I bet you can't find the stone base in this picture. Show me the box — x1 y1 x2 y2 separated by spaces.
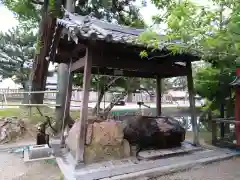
84 139 130 164
23 144 55 162
66 119 131 164
56 144 239 180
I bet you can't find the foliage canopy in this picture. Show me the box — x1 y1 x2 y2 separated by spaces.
138 0 240 116
0 26 36 88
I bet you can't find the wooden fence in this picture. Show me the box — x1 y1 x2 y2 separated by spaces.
0 88 185 103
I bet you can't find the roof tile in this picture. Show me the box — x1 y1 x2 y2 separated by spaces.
57 11 149 46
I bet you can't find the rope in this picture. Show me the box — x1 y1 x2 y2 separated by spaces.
60 59 73 147
96 67 100 115
103 73 106 109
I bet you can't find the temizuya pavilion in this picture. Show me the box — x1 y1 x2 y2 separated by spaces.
47 10 200 177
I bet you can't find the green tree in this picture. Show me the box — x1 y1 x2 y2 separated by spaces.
140 0 238 106
2 0 145 106
73 74 141 116
0 27 36 89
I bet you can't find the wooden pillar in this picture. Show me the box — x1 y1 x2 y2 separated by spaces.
220 102 225 138
186 61 199 145
211 111 217 144
156 76 162 116
55 0 75 133
55 63 73 130
76 48 92 163
235 68 240 146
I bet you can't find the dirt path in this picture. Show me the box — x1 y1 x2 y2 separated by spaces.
0 152 61 180
155 157 240 180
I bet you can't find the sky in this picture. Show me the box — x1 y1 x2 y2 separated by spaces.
0 4 18 32
0 0 216 33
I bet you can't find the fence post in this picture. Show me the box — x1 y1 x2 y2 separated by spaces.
211 111 217 145
29 85 32 117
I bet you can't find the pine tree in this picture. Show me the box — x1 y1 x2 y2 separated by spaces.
0 27 36 88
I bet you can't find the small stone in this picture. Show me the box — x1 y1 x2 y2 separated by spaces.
0 116 26 144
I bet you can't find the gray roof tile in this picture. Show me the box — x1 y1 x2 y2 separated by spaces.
56 11 162 47
48 11 199 63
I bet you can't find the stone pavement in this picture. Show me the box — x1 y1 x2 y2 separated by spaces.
155 157 240 180
0 147 239 180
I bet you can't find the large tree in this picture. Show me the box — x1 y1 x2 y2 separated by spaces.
2 0 63 104
2 0 145 105
137 0 240 131
0 26 36 89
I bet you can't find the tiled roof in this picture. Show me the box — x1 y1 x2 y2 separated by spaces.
48 11 199 63
56 11 176 49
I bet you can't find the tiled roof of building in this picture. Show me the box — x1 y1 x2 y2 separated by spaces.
56 11 180 49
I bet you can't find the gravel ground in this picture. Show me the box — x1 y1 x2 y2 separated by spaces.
155 157 240 180
0 150 240 180
0 152 61 180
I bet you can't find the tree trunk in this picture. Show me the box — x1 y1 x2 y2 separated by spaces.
30 1 57 104
22 83 30 104
102 92 128 119
127 91 133 102
92 77 121 116
92 87 105 115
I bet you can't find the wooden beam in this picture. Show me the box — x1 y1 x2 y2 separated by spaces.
93 40 200 63
57 47 188 77
71 56 86 72
54 39 86 63
76 47 92 163
92 54 187 75
156 76 162 116
76 67 187 78
212 117 235 121
186 61 199 146
3 103 61 107
55 36 200 65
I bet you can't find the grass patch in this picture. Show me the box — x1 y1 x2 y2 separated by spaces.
186 131 212 144
0 108 23 117
0 107 80 124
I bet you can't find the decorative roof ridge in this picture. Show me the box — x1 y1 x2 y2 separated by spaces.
62 10 113 41
62 10 145 36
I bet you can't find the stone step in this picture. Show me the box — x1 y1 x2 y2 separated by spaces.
138 143 202 160
56 148 239 180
